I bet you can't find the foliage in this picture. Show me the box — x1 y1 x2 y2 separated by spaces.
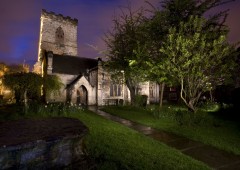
173 109 219 127
128 0 235 107
159 16 236 112
2 72 63 107
26 102 84 118
44 75 63 97
135 94 148 107
0 63 9 78
148 104 178 119
2 72 42 103
160 0 233 33
104 6 147 105
0 63 9 96
7 63 30 74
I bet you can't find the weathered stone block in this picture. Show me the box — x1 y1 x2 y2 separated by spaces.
0 118 88 169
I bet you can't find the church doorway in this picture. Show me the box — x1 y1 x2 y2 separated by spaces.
77 85 88 106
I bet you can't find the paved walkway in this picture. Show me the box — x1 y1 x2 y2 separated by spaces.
88 106 240 170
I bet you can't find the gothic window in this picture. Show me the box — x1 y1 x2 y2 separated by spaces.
150 86 153 97
55 26 64 45
110 84 122 97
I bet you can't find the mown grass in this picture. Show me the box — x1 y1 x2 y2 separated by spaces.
70 110 209 170
0 104 209 169
102 105 240 155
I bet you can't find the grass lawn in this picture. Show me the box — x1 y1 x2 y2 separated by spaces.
70 110 209 169
0 104 209 170
102 105 240 155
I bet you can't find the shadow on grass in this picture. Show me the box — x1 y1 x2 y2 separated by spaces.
209 106 240 130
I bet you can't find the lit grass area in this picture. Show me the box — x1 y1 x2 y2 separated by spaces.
102 105 240 155
70 110 209 170
0 104 209 169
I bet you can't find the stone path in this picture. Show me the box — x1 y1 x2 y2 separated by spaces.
88 107 240 170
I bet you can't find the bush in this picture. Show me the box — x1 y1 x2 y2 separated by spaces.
198 100 220 112
175 110 194 126
26 102 85 117
135 95 148 108
174 109 222 127
148 105 176 119
0 95 3 105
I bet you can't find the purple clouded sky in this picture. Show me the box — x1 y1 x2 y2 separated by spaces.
0 0 240 68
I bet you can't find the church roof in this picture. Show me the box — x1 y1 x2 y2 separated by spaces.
52 54 98 75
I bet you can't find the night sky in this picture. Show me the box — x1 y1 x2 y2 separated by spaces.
0 0 240 68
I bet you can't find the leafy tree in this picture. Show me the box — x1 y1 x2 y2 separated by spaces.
159 16 236 112
135 0 235 107
104 7 147 104
7 63 30 74
3 72 63 113
3 72 42 112
0 62 9 96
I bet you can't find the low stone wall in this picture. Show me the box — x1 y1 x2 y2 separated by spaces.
0 117 88 169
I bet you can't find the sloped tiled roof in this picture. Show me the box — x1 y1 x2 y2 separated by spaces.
52 54 98 75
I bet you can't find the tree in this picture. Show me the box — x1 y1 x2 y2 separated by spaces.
159 16 236 112
0 63 9 96
7 63 30 74
3 72 42 112
160 0 234 32
2 72 63 113
104 6 147 105
135 0 235 107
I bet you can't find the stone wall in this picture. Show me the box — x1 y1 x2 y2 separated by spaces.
97 67 131 106
0 137 86 169
46 73 78 103
0 118 88 169
38 9 78 61
72 76 97 105
149 82 160 103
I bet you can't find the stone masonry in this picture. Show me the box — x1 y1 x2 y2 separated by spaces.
38 9 78 61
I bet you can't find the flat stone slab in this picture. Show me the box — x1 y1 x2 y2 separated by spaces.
0 117 88 147
0 117 89 169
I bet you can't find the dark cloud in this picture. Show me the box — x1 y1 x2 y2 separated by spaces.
225 2 240 43
0 0 239 68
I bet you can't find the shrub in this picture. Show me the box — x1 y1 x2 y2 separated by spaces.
174 109 194 126
26 102 85 117
135 95 148 108
174 109 223 127
198 100 220 112
148 105 176 120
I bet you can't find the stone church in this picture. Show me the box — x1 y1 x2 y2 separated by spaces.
34 9 161 106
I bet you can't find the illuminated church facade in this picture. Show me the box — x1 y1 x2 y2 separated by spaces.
34 10 161 106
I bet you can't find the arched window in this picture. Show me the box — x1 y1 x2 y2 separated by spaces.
110 84 122 97
55 26 64 45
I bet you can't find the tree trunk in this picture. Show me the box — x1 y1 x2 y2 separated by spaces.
209 90 213 102
159 82 165 108
126 79 136 105
15 90 21 104
23 89 29 114
180 78 196 112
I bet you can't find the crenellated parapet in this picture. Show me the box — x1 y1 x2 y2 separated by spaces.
41 9 78 25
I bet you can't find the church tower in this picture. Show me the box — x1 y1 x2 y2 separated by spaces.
34 9 78 73
38 9 78 59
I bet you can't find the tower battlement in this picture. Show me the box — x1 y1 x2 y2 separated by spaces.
41 9 78 25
